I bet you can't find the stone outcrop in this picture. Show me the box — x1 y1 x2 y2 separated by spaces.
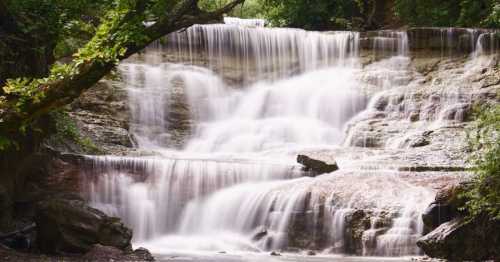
418 185 500 260
69 80 134 155
35 199 132 254
417 216 500 260
421 185 465 233
297 154 338 175
83 244 155 261
0 244 155 261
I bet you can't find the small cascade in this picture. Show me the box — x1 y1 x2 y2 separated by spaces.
83 155 304 242
371 31 409 57
166 24 360 81
121 62 368 153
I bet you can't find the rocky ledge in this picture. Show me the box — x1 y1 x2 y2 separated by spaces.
297 154 339 175
0 244 154 262
417 185 500 260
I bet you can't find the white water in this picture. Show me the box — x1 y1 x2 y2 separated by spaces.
82 22 494 257
167 24 359 82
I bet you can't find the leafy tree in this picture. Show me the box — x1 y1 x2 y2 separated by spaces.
261 0 365 30
463 104 500 220
394 0 500 27
0 0 244 151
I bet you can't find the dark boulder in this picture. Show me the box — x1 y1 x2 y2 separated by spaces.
297 154 338 175
421 204 455 234
83 244 155 261
343 209 371 255
417 215 500 260
35 199 132 254
421 184 467 233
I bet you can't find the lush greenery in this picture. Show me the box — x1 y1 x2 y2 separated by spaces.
50 110 101 153
0 0 244 152
201 0 500 30
395 0 500 28
463 104 500 220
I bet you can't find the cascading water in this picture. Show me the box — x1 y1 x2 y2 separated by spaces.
166 24 359 82
79 20 492 258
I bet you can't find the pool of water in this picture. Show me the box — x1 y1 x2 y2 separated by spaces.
156 252 416 262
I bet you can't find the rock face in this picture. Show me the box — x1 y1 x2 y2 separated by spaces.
417 216 500 260
418 185 500 260
421 185 464 233
69 80 134 155
297 154 339 175
35 199 132 254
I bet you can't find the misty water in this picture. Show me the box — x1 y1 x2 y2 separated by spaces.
81 18 497 260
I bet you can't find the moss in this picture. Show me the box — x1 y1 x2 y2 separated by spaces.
49 110 102 154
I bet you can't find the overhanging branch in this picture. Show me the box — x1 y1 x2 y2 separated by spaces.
0 0 245 138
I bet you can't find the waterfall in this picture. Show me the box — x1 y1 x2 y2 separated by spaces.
166 24 359 82
79 21 485 257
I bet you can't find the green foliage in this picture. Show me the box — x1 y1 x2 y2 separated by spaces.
7 0 114 59
261 0 363 30
3 78 47 111
2 63 81 112
75 0 149 66
199 0 264 18
2 0 148 114
50 110 101 153
483 3 500 28
462 104 500 220
395 0 500 27
0 135 15 151
199 0 365 30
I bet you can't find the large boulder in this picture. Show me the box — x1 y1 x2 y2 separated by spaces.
35 199 132 254
421 184 466 233
417 215 500 260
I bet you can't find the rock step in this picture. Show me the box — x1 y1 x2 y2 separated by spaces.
296 154 339 175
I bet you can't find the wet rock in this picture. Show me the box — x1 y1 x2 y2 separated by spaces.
251 226 268 241
417 215 500 260
398 166 467 172
409 136 430 147
373 96 389 111
409 111 420 122
83 244 155 261
481 75 500 89
297 154 338 175
306 250 316 256
131 247 155 261
439 103 471 122
421 204 454 234
270 251 281 256
35 199 132 254
421 185 467 233
343 210 371 255
69 80 134 155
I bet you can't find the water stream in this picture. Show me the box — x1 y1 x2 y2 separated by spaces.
81 21 496 259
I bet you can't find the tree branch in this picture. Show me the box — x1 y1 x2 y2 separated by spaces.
0 0 244 138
